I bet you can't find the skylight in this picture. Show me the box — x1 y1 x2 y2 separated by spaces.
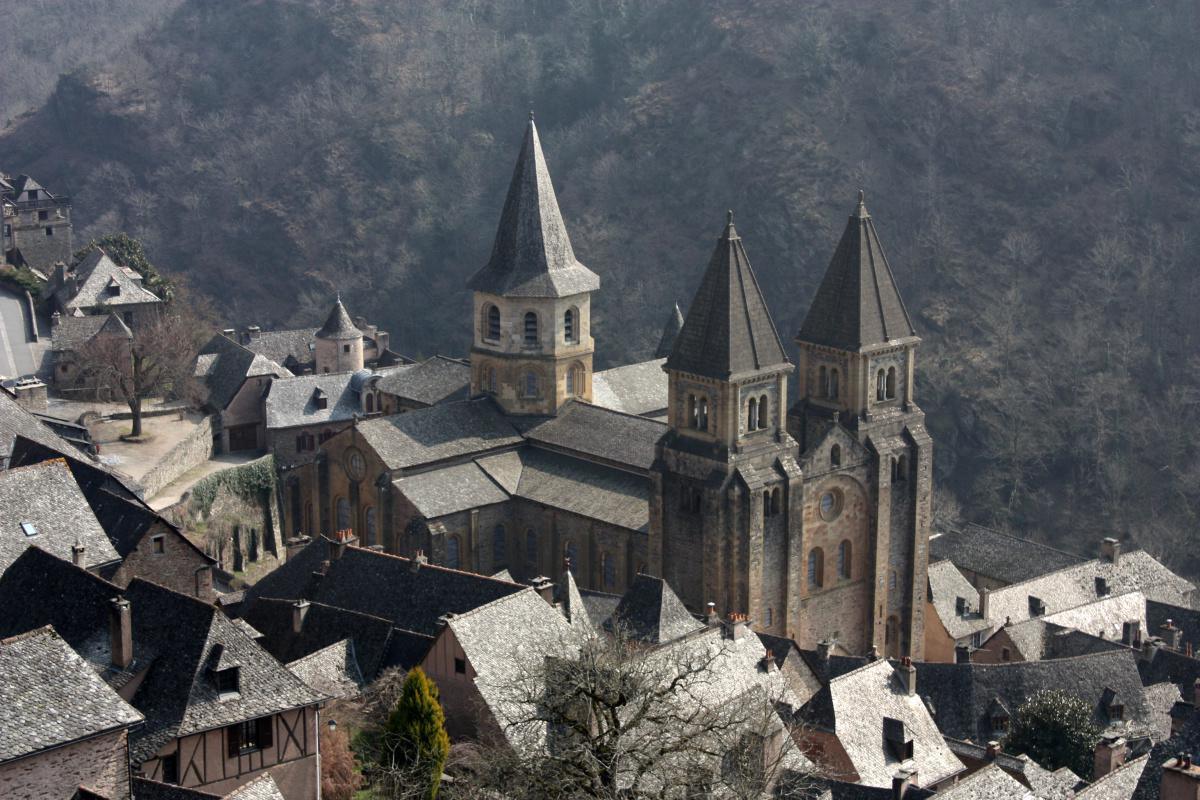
19 521 37 537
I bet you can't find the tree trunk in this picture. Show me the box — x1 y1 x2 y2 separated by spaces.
129 396 143 437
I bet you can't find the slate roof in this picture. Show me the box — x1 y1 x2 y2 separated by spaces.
356 398 522 471
1132 702 1200 800
933 763 1028 799
243 328 317 368
508 448 650 531
393 461 509 519
929 526 1086 586
992 619 1127 663
51 313 128 351
918 650 1156 743
223 773 286 800
521 400 665 471
590 359 669 418
315 297 361 341
0 546 122 646
654 302 685 359
287 639 365 699
805 659 963 788
1027 591 1148 644
985 553 1194 629
0 459 120 573
264 371 359 430
468 117 600 299
1147 600 1200 652
0 626 142 763
603 573 704 644
375 356 470 406
555 568 594 633
927 560 990 641
1076 754 1148 800
666 214 790 381
61 250 162 311
132 778 222 800
1137 647 1200 696
0 387 85 466
798 193 917 353
197 334 291 412
943 738 1084 797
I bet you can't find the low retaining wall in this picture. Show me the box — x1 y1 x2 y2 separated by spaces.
139 414 215 499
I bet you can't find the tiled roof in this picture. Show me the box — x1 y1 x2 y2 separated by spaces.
993 618 1126 663
555 568 594 633
591 359 669 418
933 763 1028 800
223 773 285 800
0 546 120 645
315 297 361 341
797 193 917 353
467 118 599 299
375 356 470 406
809 659 963 788
1133 703 1200 800
197 334 290 412
929 526 1086 586
62 250 162 311
0 459 120 573
243 328 317 369
287 639 365 699
510 448 649 531
654 303 685 359
927 560 990 641
50 314 121 350
1147 600 1200 652
918 650 1157 743
393 461 509 519
666 215 790 381
1137 647 1200 697
132 777 222 799
521 400 665 471
1076 754 1148 800
603 573 703 644
0 626 142 763
0 391 83 467
356 398 522 471
264 371 359 430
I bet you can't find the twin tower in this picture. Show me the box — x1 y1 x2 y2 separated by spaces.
469 117 932 659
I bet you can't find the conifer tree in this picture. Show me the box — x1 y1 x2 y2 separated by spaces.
381 667 450 799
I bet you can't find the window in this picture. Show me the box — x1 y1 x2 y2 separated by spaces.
160 751 179 784
485 305 501 341
830 444 841 467
886 367 897 400
454 657 466 675
771 488 782 515
829 369 839 399
215 666 240 696
446 535 461 569
343 343 350 353
698 397 709 431
2 224 9 238
896 454 908 482
37 210 48 221
1001 647 1011 662
564 308 576 343
765 607 773 627
758 395 769 429
524 372 538 397
335 498 350 533
747 397 758 431
524 312 538 344
44 226 53 237
153 535 165 554
838 540 851 579
365 507 377 546
688 394 698 428
365 394 374 413
808 548 824 588
493 524 506 568
819 489 843 521
227 717 272 757
487 367 497 393
818 366 827 397
526 529 538 568
602 552 616 589
27 190 37 201
876 369 886 402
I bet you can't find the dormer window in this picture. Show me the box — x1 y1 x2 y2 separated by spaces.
1095 577 1109 596
312 388 328 410
883 717 914 761
1028 596 1046 617
106 278 120 296
215 666 240 696
19 521 37 537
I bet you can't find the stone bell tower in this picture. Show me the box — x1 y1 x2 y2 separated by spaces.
467 114 599 415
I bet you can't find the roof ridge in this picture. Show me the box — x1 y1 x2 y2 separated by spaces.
445 585 542 622
0 624 57 645
255 596 396 626
828 655 892 684
958 523 1086 559
0 456 70 476
338 544 528 587
553 398 668 426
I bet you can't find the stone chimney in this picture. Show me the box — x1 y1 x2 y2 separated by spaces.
723 613 749 641
531 576 555 605
1121 620 1140 647
1161 619 1183 651
292 599 310 634
762 650 779 673
1094 736 1128 779
986 741 1001 761
955 645 971 664
71 538 86 567
327 529 357 561
285 535 311 561
896 657 917 696
705 602 720 626
1161 754 1200 800
867 644 881 662
1101 537 1121 565
109 598 133 670
980 587 990 620
410 550 428 572
891 767 918 799
816 639 832 665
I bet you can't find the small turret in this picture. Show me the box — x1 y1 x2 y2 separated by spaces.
314 296 364 374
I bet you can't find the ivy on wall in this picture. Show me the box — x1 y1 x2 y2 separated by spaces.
190 454 276 517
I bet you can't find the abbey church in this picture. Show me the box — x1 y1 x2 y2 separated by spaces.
286 116 933 659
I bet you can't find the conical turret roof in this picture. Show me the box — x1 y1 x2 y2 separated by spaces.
315 296 361 341
665 213 790 381
798 192 917 352
468 116 599 298
654 302 685 359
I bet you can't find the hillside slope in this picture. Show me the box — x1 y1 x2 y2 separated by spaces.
5 0 1200 574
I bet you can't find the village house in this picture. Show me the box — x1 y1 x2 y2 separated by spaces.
1 172 73 271
195 333 293 454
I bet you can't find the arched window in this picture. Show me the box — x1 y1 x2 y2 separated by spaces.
765 607 773 627
365 394 374 413
830 444 841 467
896 454 908 482
876 369 886 402
808 548 824 589
566 367 575 397
758 395 769 429
524 372 538 397
886 367 897 400
335 498 351 533
564 308 577 343
446 535 461 569
747 397 758 431
485 305 501 341
698 397 709 431
526 529 538 568
763 492 772 519
771 488 782 515
487 367 497 393
365 507 377 546
493 524 506 568
829 369 839 399
838 539 851 579
688 394 698 429
889 570 898 591
524 312 539 344
602 552 616 589
818 366 827 398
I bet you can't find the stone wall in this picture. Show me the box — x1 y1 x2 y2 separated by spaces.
0 729 130 800
111 520 215 601
139 414 215 499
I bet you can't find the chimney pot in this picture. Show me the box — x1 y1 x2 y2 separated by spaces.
1101 537 1121 565
896 658 917 696
986 741 1001 761
109 597 133 670
816 639 832 663
71 538 86 567
705 601 719 625
292 599 310 634
1161 619 1183 651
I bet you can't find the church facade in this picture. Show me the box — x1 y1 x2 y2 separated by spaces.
286 117 931 658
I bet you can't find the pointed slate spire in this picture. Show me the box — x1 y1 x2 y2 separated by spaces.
603 574 704 644
798 191 917 352
654 302 685 359
665 212 790 381
316 295 361 341
556 561 594 633
468 117 599 298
